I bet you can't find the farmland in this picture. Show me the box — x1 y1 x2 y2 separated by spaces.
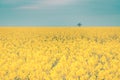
0 27 120 80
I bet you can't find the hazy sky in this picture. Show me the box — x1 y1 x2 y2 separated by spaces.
0 0 120 26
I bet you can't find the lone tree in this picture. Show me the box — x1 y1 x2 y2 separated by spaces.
77 23 81 27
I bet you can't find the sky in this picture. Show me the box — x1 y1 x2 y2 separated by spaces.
0 0 120 26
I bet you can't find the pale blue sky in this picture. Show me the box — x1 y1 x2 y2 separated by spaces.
0 0 120 26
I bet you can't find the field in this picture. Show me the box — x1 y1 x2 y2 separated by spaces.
0 27 120 80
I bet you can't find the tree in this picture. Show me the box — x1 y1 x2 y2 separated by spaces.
77 23 81 27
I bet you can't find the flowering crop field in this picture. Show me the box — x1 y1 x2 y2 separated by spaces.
0 27 120 80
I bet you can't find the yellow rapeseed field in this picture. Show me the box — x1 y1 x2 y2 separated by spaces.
0 27 120 80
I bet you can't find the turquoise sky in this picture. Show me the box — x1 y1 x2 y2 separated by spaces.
0 0 120 26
